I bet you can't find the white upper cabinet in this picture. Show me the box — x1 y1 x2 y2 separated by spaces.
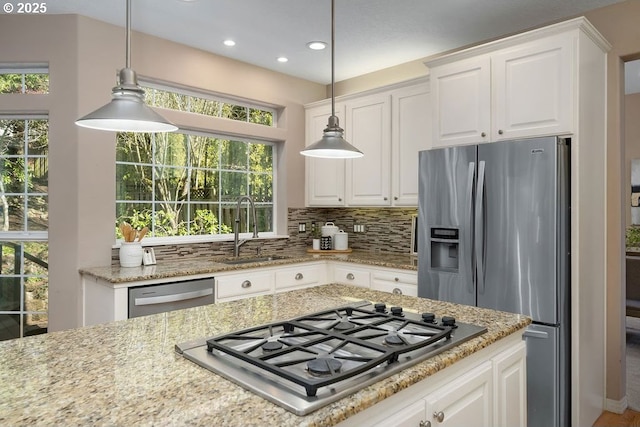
431 55 491 147
345 93 391 206
428 23 577 147
492 33 573 141
305 103 346 206
304 78 430 207
392 83 431 206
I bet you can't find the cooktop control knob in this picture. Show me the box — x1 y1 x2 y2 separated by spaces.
441 316 456 327
283 323 295 333
421 312 436 323
345 307 354 316
374 303 387 313
390 306 404 316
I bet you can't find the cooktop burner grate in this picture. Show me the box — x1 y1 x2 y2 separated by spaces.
177 301 487 416
204 305 453 397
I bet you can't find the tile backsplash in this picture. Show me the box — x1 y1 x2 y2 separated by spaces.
111 207 417 265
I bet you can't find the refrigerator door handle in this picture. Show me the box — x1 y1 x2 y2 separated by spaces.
523 329 549 339
475 160 486 294
466 161 476 293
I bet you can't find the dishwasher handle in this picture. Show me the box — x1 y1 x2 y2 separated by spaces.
134 288 213 306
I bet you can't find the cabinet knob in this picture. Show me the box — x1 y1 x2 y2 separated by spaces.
498 129 504 135
392 287 402 295
241 280 252 289
384 197 388 201
419 421 431 427
433 411 445 423
346 273 355 280
394 196 398 201
295 273 304 280
338 198 342 202
394 277 399 282
481 132 486 137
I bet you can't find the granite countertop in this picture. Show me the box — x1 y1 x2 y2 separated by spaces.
79 250 418 284
0 284 530 427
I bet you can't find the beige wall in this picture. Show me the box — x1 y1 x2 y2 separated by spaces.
626 93 640 226
0 14 325 332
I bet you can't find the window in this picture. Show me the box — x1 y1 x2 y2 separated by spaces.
116 84 276 240
142 84 274 126
0 65 49 94
0 116 49 340
116 132 274 238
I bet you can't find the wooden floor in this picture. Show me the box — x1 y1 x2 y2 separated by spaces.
593 409 640 427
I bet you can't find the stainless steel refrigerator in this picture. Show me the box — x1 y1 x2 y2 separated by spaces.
417 136 570 427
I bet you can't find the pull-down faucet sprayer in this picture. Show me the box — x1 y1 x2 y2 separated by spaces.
234 195 259 257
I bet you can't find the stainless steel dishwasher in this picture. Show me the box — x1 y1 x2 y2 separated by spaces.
128 278 214 318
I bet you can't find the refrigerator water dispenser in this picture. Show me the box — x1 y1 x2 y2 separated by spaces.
430 227 459 272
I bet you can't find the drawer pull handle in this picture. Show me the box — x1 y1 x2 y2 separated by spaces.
295 273 304 280
241 280 252 289
433 411 445 422
393 287 402 295
346 273 355 280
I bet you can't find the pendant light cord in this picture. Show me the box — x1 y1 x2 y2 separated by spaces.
125 0 131 69
330 0 335 118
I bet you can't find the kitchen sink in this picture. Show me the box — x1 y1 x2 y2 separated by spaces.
219 255 291 265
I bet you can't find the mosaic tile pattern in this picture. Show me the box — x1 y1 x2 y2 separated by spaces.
110 208 417 266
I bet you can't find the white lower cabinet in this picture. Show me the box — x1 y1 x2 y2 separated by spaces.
370 268 417 296
275 262 326 292
338 335 526 427
330 263 371 288
424 361 493 427
215 269 275 302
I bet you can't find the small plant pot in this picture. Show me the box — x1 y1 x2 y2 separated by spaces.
119 242 143 268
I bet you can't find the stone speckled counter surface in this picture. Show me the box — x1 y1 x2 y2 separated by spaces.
0 284 529 427
79 250 418 284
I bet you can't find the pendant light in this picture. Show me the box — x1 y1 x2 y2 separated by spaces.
75 0 177 133
300 0 363 159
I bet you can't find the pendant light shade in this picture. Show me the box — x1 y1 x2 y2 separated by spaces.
300 0 363 159
75 0 177 133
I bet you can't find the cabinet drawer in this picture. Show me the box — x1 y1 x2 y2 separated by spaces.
216 271 274 301
371 281 417 297
333 265 370 288
371 269 417 296
275 263 324 291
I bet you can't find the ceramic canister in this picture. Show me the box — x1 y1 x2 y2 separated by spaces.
321 222 339 248
333 230 348 250
119 242 143 268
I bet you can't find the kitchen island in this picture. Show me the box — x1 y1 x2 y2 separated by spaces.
0 284 529 426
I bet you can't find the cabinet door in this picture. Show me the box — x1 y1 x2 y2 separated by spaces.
372 399 427 427
493 341 527 427
305 103 346 206
391 84 431 206
431 55 491 147
492 33 573 140
425 361 493 427
345 93 391 206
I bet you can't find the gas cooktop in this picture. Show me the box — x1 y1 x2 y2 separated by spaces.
175 301 486 416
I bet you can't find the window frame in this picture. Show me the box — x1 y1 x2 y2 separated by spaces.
114 78 281 247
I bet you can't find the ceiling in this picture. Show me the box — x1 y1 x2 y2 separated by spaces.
46 0 625 85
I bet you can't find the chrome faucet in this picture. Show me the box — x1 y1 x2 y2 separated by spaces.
234 195 259 257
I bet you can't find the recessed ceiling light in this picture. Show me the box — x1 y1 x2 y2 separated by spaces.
223 39 236 47
307 41 327 50
277 57 289 63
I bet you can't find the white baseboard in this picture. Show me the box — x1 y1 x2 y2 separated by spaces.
605 395 628 414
